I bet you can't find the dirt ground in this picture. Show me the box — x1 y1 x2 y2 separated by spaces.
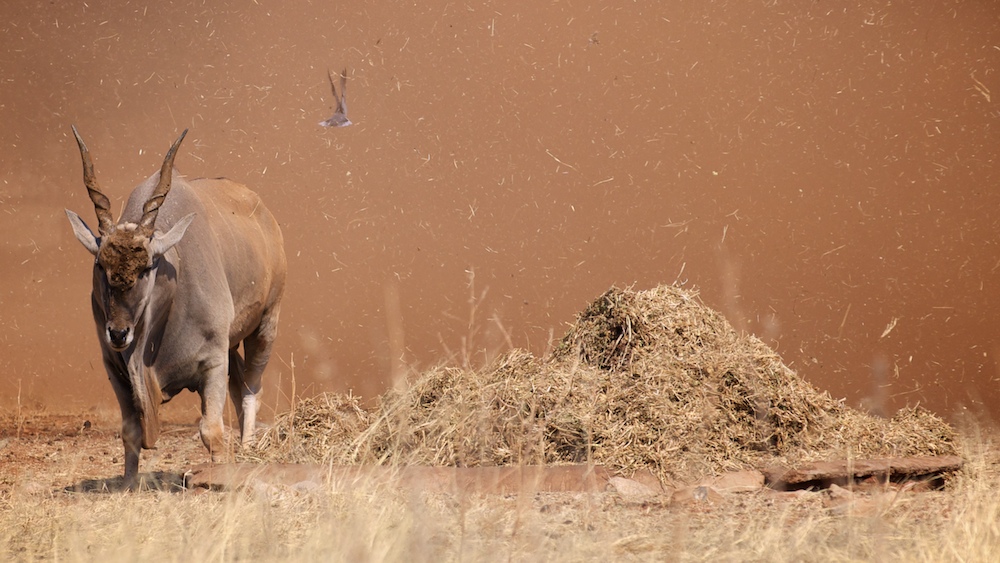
0 408 978 503
3 409 998 562
0 410 204 494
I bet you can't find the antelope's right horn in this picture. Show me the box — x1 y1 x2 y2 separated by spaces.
71 125 115 236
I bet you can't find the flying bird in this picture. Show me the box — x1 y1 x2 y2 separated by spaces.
319 68 352 128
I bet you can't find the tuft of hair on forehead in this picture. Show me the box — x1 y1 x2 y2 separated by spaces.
98 227 151 290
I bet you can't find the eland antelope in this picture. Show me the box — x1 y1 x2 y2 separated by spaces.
65 127 287 489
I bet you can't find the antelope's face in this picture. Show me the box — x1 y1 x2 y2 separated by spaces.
65 126 194 352
92 224 157 350
68 216 194 351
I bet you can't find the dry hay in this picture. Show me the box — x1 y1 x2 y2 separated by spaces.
248 392 370 464
250 285 957 483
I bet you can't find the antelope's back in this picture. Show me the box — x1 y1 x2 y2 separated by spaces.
120 171 285 340
188 176 287 321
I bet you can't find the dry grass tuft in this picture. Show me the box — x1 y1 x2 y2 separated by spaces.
248 392 370 464
250 285 957 483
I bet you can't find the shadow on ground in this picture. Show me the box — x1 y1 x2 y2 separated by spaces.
65 471 188 493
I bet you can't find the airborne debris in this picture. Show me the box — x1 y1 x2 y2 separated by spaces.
880 317 899 339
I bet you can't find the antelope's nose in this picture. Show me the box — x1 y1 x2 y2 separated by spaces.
107 326 132 349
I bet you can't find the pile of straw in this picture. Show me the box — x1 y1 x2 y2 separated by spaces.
250 285 956 482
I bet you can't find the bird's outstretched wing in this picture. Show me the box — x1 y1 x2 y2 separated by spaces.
319 68 353 127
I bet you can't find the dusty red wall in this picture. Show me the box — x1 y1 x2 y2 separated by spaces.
1 1 998 422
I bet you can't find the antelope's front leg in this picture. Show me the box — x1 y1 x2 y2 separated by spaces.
108 370 142 490
199 360 230 462
120 414 142 490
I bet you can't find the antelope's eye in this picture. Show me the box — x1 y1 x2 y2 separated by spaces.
140 259 159 278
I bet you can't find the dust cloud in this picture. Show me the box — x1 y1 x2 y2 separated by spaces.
1 1 998 422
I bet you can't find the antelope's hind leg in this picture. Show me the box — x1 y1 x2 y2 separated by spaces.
227 347 255 445
229 304 280 445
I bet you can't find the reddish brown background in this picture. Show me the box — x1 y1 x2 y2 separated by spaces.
1 1 998 422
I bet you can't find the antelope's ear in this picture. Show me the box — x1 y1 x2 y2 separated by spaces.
65 209 100 255
150 213 196 256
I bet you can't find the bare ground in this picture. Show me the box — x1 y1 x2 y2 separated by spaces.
0 411 205 493
2 410 997 561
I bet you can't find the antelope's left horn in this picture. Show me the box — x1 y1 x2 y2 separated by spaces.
139 129 188 234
